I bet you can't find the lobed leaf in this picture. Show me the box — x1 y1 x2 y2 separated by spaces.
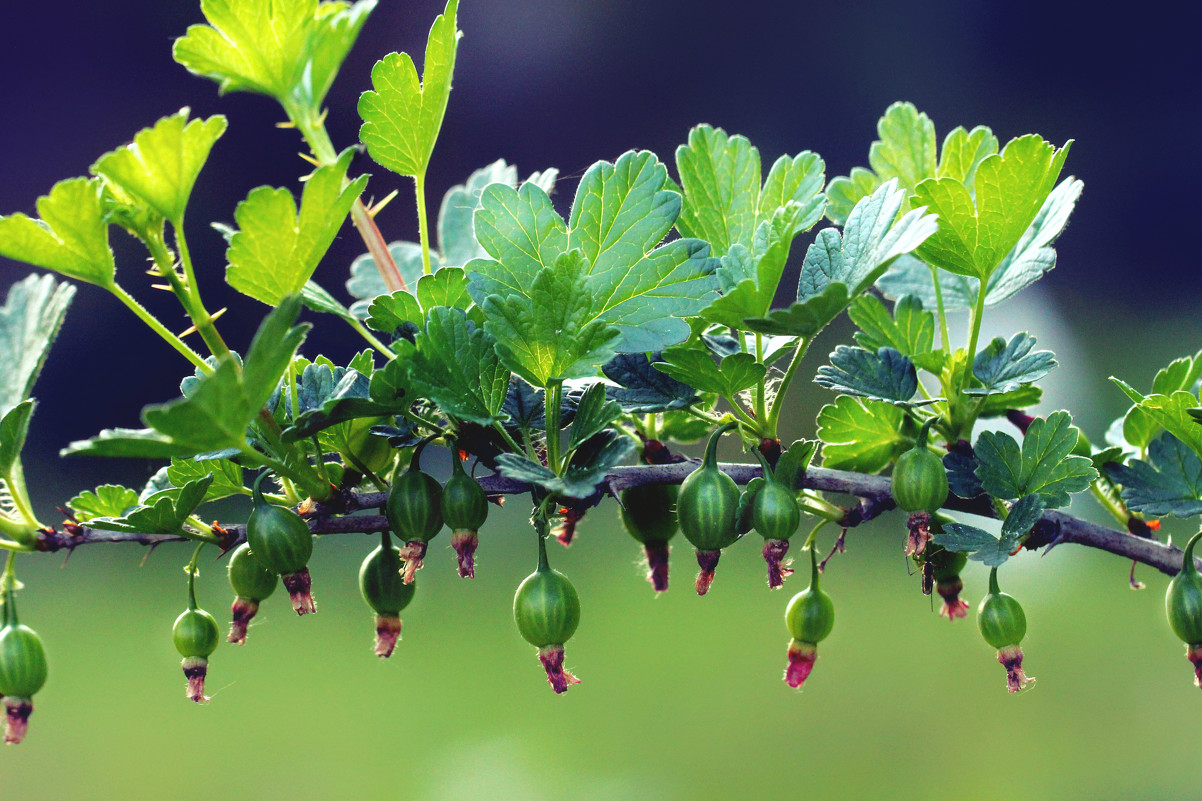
568 383 622 450
174 0 375 106
913 135 1071 281
965 333 1056 396
1107 432 1202 517
224 149 368 306
655 349 766 399
849 294 934 358
411 306 510 424
973 410 1097 507
0 177 115 287
468 150 721 373
601 352 696 413
814 346 936 406
879 178 1083 309
91 109 227 223
0 274 76 416
357 0 459 178
0 401 35 475
67 484 140 523
88 476 214 535
816 395 906 473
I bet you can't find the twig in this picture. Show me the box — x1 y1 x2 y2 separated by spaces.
31 464 1196 577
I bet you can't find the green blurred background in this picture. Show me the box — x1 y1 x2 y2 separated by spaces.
5 0 1202 798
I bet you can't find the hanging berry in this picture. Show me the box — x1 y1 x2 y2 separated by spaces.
514 532 581 693
386 438 444 584
172 553 220 703
620 483 678 592
0 579 48 744
246 472 317 614
751 451 801 589
359 534 417 657
225 543 279 644
978 567 1033 693
441 447 489 578
677 422 742 595
1165 529 1202 687
892 420 949 560
784 545 835 688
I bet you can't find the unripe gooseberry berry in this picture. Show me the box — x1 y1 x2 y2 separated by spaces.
226 543 278 644
513 536 581 694
0 589 48 745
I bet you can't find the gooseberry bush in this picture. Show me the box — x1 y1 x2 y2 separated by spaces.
1 0 1200 746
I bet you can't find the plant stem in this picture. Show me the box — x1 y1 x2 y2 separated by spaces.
107 283 210 372
185 542 205 610
349 317 395 358
287 100 406 293
172 222 232 361
754 332 768 427
546 379 564 473
767 337 810 437
961 280 989 397
415 172 432 276
929 264 951 354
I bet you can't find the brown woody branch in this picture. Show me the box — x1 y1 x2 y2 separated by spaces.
32 464 1190 577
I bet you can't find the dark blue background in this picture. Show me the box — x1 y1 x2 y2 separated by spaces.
0 1 1197 493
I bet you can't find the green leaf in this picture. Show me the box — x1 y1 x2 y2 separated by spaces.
944 449 984 498
655 350 766 398
300 280 358 322
742 283 849 338
468 150 721 358
174 0 376 106
913 135 1072 281
568 383 622 450
1108 432 1202 517
935 493 1042 568
416 267 471 311
878 178 1082 309
163 458 246 503
0 274 75 416
67 484 140 523
775 439 818 490
816 395 906 473
1112 380 1202 464
88 476 213 535
935 523 1009 567
965 333 1057 396
824 167 880 227
815 346 935 406
496 430 634 499
674 124 762 254
936 126 999 185
346 241 433 317
91 109 227 223
702 202 814 329
849 294 934 358
601 352 697 413
357 0 459 178
284 369 403 441
66 298 308 459
977 385 1043 418
300 0 377 108
750 178 935 339
0 177 115 287
411 306 510 424
437 161 558 268
973 410 1097 507
225 149 368 306
799 179 938 302
0 401 35 474
366 290 424 335
483 250 621 386
867 101 937 195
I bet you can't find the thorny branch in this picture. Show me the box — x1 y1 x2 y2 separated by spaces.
31 464 1191 577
